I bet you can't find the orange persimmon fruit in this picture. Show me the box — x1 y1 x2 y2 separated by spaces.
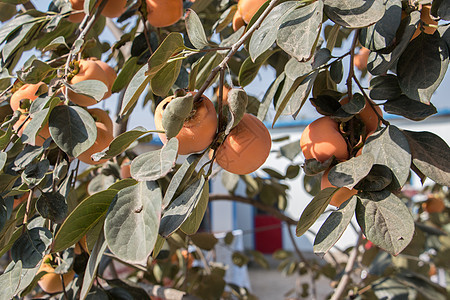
68 0 127 23
354 47 370 71
422 196 445 213
146 0 183 28
154 93 218 155
340 96 382 134
76 108 114 165
300 116 349 163
238 0 266 24
412 5 438 40
214 113 271 175
10 82 51 146
37 255 75 294
67 59 115 107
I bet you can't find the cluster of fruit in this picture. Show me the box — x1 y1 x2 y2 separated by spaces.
300 97 382 207
69 0 184 28
154 90 271 175
10 58 116 165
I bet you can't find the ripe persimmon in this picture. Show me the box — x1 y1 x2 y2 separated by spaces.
10 82 51 146
214 113 271 175
412 5 437 40
321 168 357 207
340 96 382 134
37 255 75 294
68 0 127 23
354 47 370 71
120 157 132 178
422 196 445 213
300 116 349 163
154 93 218 155
232 9 245 31
10 82 46 113
74 235 88 255
13 192 29 209
77 108 114 165
67 59 115 107
146 0 183 28
237 0 266 24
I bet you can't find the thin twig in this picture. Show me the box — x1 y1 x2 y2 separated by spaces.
193 0 282 103
330 231 363 300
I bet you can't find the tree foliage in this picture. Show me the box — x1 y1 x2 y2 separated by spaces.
0 0 449 299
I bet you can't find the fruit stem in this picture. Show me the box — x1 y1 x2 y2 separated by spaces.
193 0 282 103
346 30 360 101
352 74 390 126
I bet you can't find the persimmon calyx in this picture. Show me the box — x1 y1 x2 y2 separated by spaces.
161 93 194 139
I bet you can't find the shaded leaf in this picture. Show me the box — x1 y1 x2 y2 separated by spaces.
383 96 437 121
52 190 118 252
314 196 357 256
323 0 385 28
49 105 97 158
159 176 206 237
36 191 67 224
11 227 52 268
402 130 450 186
296 187 336 237
356 190 414 255
328 154 374 189
181 180 209 235
239 49 275 87
363 126 411 187
190 232 218 250
369 74 402 100
277 1 323 62
150 59 182 97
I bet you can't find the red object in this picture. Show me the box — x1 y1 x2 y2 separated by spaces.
254 215 282 254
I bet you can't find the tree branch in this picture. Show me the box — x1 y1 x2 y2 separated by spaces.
330 231 363 300
193 0 281 103
209 194 297 226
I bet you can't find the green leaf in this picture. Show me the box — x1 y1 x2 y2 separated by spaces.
402 130 450 186
221 170 240 193
49 105 97 158
190 232 218 250
194 52 222 90
120 64 150 117
277 1 323 62
0 126 13 151
108 178 138 191
367 10 420 75
130 138 178 181
356 190 414 255
354 164 393 191
180 180 209 235
249 1 299 61
11 227 52 268
397 32 449 104
239 49 276 87
212 4 237 33
0 260 22 300
52 189 118 252
314 196 357 256
359 0 402 50
36 192 68 224
329 60 343 84
91 127 151 161
13 145 43 171
232 251 249 267
185 9 209 49
16 58 54 84
105 181 162 264
42 36 69 52
280 140 301 161
257 72 285 121
67 80 108 102
148 32 185 77
22 99 59 145
159 176 206 237
273 71 317 126
328 154 374 189
151 59 182 97
383 96 437 121
323 0 385 28
431 0 450 21
369 74 402 100
21 159 49 188
162 153 202 208
363 126 411 188
112 56 139 93
296 187 336 237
